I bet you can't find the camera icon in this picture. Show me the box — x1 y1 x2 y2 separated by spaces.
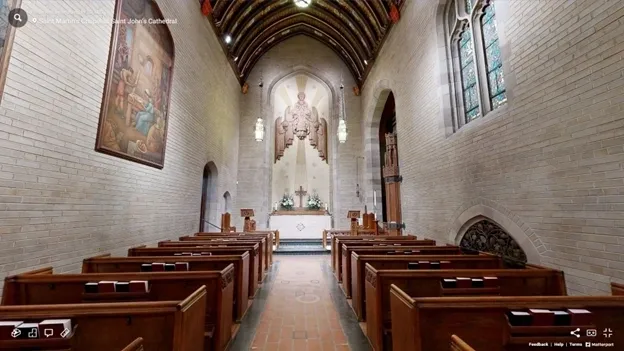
586 329 597 337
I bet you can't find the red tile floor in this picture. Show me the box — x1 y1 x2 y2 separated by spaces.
250 255 351 351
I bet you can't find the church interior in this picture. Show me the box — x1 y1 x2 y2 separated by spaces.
0 0 623 350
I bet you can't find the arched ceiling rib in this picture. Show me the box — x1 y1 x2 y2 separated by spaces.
205 0 405 86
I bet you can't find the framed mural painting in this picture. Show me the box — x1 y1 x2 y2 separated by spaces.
95 0 175 169
0 0 21 99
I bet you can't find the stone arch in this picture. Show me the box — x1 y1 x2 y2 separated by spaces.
363 78 394 215
447 200 544 264
223 191 232 213
199 161 219 231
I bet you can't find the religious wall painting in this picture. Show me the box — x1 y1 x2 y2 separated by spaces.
459 219 528 266
0 0 20 99
95 0 174 168
274 92 328 164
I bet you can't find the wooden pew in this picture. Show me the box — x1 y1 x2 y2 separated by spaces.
450 335 475 351
122 337 145 351
82 253 251 322
2 267 235 351
185 232 274 267
0 287 206 351
161 239 266 282
612 282 624 295
390 286 624 351
364 265 567 351
340 240 442 291
128 245 260 298
331 235 421 273
350 254 503 320
196 230 279 254
339 243 457 284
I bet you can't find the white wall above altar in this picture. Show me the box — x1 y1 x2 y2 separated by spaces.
271 74 330 206
269 214 331 239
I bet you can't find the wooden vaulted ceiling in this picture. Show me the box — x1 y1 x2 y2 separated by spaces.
205 0 404 86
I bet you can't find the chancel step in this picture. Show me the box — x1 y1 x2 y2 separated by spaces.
274 239 329 255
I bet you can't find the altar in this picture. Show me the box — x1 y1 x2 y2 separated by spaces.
269 209 332 239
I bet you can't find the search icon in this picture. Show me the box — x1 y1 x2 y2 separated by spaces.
8 8 28 28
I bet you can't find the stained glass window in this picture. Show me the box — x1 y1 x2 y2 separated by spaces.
481 3 506 109
458 29 480 121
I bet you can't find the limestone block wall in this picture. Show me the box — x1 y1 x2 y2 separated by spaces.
236 36 363 230
0 0 240 298
361 0 624 295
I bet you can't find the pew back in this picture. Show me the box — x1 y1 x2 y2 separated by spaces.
0 287 207 351
350 254 503 320
365 265 567 351
2 267 235 351
82 253 250 321
182 233 273 266
121 337 145 351
332 236 422 273
390 287 624 351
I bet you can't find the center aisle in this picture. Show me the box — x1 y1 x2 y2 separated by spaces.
245 255 369 351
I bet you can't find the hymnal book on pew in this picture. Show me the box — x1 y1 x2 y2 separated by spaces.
0 321 23 340
483 276 498 287
471 278 485 288
441 279 457 288
141 264 152 272
440 261 451 269
98 281 117 293
507 311 532 326
567 309 592 325
129 280 149 292
553 311 571 326
39 319 72 338
407 262 419 270
15 323 39 339
175 262 189 271
529 309 555 326
151 263 165 271
418 261 430 269
164 263 176 271
456 277 471 288
430 261 440 269
84 282 98 293
403 251 412 254
115 282 130 292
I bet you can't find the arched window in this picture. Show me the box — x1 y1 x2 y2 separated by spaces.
460 219 527 267
445 0 506 130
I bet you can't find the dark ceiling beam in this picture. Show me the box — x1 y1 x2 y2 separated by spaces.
318 0 376 50
232 7 370 62
237 18 364 77
240 29 361 84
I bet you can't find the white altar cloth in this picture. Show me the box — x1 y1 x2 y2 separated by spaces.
269 214 331 239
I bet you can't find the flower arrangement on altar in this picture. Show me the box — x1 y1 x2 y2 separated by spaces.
306 193 323 210
280 194 295 210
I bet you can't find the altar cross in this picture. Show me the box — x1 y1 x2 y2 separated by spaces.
295 185 307 208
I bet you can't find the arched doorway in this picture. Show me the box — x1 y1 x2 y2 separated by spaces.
378 92 398 224
199 162 218 232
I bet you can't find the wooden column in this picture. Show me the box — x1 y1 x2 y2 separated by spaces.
383 132 403 236
220 212 231 232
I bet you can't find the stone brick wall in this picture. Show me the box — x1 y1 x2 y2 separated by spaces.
0 0 240 298
236 36 363 230
361 0 624 295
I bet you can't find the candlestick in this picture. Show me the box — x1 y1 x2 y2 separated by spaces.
373 190 377 207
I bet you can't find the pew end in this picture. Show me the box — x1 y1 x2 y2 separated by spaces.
613 282 624 296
